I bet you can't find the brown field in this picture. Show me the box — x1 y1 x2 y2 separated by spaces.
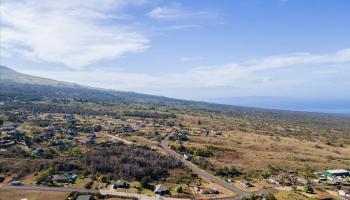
0 190 69 200
274 190 310 200
178 130 350 170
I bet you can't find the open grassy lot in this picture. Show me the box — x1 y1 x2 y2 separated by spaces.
181 131 350 171
274 190 310 200
0 190 69 200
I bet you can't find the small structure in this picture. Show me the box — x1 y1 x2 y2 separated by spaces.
0 140 15 148
199 187 219 194
0 176 5 183
31 148 44 157
338 190 350 198
269 177 280 185
241 180 253 188
10 181 22 186
110 180 129 189
52 174 69 183
184 154 191 161
297 177 311 185
325 169 350 178
76 195 94 200
315 174 327 182
52 173 77 183
154 184 169 195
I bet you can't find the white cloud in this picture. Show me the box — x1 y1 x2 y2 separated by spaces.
158 25 202 31
0 0 149 68
247 48 350 71
18 48 350 99
147 5 215 20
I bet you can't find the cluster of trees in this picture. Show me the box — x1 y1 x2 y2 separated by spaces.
31 118 51 127
191 156 214 171
192 146 214 157
173 132 188 141
124 111 176 119
77 124 102 133
2 102 118 117
83 143 181 181
215 166 242 178
5 112 25 123
241 193 277 200
176 145 214 158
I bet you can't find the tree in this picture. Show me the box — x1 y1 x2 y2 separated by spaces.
140 176 151 189
176 186 183 193
100 175 108 183
35 167 55 184
304 184 314 194
85 181 94 189
265 193 277 200
240 193 276 200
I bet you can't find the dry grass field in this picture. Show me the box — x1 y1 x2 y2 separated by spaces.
175 131 350 171
0 190 69 200
166 112 350 172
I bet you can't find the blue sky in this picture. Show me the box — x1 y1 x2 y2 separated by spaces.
1 0 350 104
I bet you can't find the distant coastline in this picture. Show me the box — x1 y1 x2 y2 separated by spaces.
208 96 350 115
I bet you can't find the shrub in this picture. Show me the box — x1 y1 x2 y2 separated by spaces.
35 167 55 184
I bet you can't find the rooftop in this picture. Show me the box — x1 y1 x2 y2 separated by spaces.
326 169 349 173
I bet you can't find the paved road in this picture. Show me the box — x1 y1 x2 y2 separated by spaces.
108 133 134 145
0 134 276 200
101 190 190 200
0 185 99 193
160 135 278 200
160 135 249 200
0 186 190 200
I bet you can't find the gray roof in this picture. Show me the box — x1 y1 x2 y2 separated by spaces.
326 169 349 174
154 184 168 192
76 195 93 200
52 174 69 181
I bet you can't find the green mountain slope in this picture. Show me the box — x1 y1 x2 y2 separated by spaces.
1 65 350 143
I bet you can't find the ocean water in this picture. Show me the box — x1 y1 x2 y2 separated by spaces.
209 97 350 115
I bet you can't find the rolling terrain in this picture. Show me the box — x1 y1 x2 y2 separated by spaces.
1 66 350 200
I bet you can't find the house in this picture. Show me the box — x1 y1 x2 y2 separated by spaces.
338 190 350 198
0 139 15 148
241 180 253 188
184 154 191 161
154 184 169 195
87 137 95 144
199 188 219 194
211 188 219 194
315 174 327 182
52 174 69 183
52 140 71 149
32 148 44 157
76 195 94 200
35 132 54 141
269 177 280 185
87 132 96 139
52 173 77 183
110 180 129 189
325 169 350 178
297 177 311 185
1 123 18 131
